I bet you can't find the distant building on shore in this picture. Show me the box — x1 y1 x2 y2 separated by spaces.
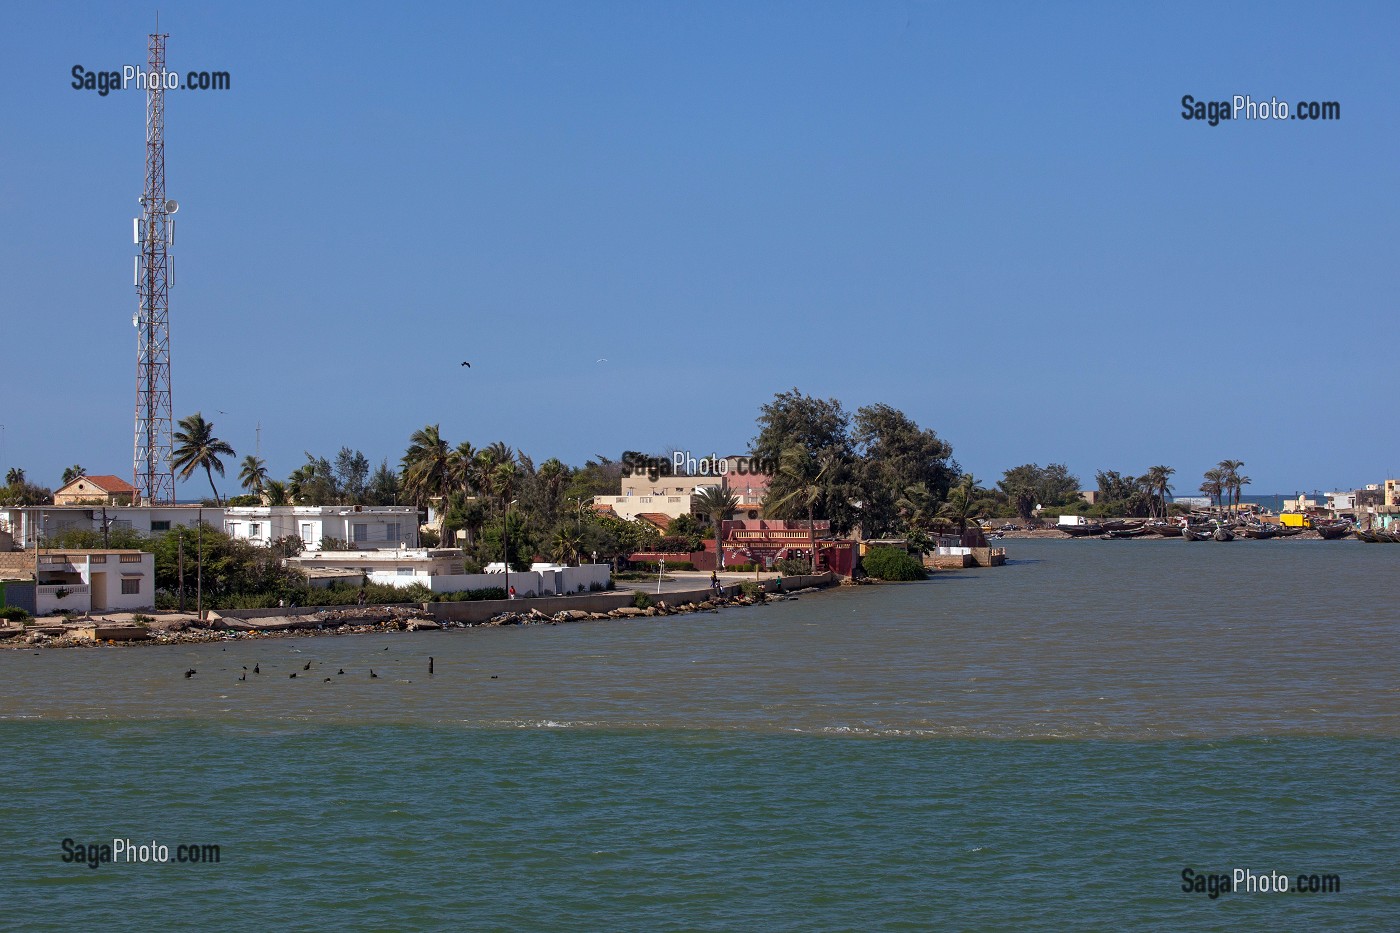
223 505 418 552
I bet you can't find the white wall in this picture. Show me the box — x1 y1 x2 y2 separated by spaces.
368 564 611 597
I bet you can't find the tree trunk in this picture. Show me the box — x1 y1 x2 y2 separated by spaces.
204 463 221 505
807 503 817 573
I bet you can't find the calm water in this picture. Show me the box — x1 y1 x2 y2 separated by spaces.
1 539 1395 929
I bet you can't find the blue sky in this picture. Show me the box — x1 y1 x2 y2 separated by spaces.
2 1 1396 499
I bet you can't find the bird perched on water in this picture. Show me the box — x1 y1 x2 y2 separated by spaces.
302 661 311 671
370 670 379 679
461 361 471 367
239 672 246 681
323 677 332 683
289 672 297 679
337 669 345 675
253 663 260 674
184 669 196 679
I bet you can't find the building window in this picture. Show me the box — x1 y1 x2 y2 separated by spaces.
397 568 412 576
120 554 142 563
121 578 141 595
150 520 171 532
248 522 262 538
300 523 315 542
352 523 368 542
385 522 401 541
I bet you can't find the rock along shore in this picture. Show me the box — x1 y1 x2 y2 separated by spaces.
0 579 846 651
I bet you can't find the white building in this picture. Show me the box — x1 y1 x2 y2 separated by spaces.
223 505 418 551
0 505 223 550
369 563 612 597
0 549 156 615
286 547 464 578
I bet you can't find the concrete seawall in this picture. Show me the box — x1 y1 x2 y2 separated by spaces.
209 573 838 627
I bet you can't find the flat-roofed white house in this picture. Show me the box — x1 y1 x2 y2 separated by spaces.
223 505 419 552
0 549 156 615
0 505 224 549
286 547 465 578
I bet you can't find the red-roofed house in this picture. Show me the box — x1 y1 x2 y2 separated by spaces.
53 475 139 506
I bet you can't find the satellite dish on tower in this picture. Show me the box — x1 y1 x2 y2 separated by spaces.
165 200 179 213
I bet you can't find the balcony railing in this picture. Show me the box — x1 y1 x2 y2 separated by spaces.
37 584 90 597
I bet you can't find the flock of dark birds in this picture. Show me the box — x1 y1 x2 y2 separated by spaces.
181 655 469 684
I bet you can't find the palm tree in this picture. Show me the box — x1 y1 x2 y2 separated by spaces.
239 455 269 495
765 447 837 572
550 526 583 566
490 460 520 569
400 424 452 508
61 464 87 485
1219 460 1244 513
1144 465 1174 518
693 484 741 566
171 412 235 504
935 474 986 533
1200 468 1225 513
4 468 23 487
263 479 289 507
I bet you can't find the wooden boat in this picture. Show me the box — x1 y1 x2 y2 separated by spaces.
1353 529 1380 543
1241 525 1277 539
1148 523 1183 537
1058 523 1104 537
1182 527 1212 541
1212 526 1234 542
1315 522 1351 540
1100 519 1147 532
1100 527 1151 539
1274 525 1305 537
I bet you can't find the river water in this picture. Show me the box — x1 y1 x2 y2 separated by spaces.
1 538 1395 929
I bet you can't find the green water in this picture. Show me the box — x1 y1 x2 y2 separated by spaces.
0 540 1395 929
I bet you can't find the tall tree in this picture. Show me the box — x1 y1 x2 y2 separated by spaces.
693 485 741 561
1144 465 1174 518
239 455 269 495
851 403 959 538
366 459 400 505
5 468 24 487
61 464 87 485
1219 460 1245 513
400 424 453 508
171 412 236 505
765 446 840 572
752 389 857 534
1200 468 1225 511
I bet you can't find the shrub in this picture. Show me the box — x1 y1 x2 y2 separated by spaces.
0 606 29 621
589 581 608 592
630 590 652 609
861 546 928 581
775 558 810 576
739 581 763 599
130 614 153 627
431 587 507 603
630 560 692 572
725 563 755 573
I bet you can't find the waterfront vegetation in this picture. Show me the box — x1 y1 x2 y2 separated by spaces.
7 391 1255 585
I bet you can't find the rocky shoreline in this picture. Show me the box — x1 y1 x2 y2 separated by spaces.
0 584 833 651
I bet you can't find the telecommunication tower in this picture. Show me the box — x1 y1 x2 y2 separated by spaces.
132 28 178 504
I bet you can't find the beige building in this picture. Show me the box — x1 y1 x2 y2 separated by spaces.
53 474 139 506
286 548 466 578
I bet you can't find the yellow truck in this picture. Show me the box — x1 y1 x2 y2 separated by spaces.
1279 512 1312 528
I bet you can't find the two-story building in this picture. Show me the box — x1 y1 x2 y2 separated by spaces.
223 505 419 551
0 505 223 549
0 548 156 615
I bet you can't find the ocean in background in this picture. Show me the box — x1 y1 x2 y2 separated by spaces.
1 538 1395 930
